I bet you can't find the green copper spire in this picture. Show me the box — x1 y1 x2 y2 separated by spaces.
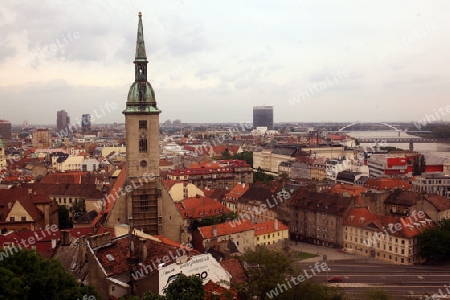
135 12 147 62
123 12 161 115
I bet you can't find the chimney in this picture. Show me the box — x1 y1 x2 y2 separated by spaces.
139 238 148 263
44 204 50 227
242 183 245 188
28 188 33 195
7 202 12 209
212 225 217 237
274 219 279 231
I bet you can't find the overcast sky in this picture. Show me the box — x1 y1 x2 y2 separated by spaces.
0 0 449 126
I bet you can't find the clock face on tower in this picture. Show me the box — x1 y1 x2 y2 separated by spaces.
140 160 147 167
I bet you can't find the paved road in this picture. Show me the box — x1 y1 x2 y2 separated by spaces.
291 242 450 298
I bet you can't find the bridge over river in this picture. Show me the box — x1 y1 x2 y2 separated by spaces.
357 137 438 151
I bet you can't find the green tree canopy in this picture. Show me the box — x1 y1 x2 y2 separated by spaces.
237 246 296 299
254 167 274 184
417 219 450 264
189 212 238 232
58 205 72 228
165 273 204 300
361 288 391 300
0 249 99 300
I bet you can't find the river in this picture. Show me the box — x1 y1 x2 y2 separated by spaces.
346 131 450 154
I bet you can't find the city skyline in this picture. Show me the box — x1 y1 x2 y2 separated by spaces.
1 1 449 125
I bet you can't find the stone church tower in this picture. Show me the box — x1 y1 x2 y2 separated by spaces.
122 12 162 234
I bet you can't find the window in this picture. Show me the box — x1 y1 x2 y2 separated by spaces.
139 134 148 153
139 120 147 129
21 217 26 222
10 217 15 222
140 194 149 211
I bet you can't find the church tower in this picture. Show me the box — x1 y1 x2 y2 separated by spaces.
123 12 161 234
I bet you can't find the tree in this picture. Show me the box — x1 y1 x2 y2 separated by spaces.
290 280 343 300
237 246 296 299
412 156 421 176
142 292 166 300
71 199 86 218
232 151 253 166
361 288 391 300
0 249 99 300
280 172 289 180
165 273 204 300
189 212 238 232
417 219 450 264
58 205 72 228
420 154 426 173
221 150 232 160
253 167 274 184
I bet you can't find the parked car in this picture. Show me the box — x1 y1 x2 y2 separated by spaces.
337 248 355 254
327 276 343 283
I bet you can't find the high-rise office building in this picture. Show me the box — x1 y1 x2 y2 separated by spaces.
57 110 70 134
253 105 274 130
82 114 91 134
0 120 12 140
32 128 50 148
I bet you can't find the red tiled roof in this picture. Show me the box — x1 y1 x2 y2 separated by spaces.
159 159 173 167
424 194 450 211
204 279 237 300
199 219 254 239
96 225 115 237
176 196 231 219
94 234 188 277
253 220 288 236
225 183 249 201
162 180 187 190
344 207 434 239
40 172 87 184
0 188 54 222
220 258 247 285
329 184 367 196
0 231 59 258
169 160 250 176
104 165 127 213
29 183 104 199
364 178 411 190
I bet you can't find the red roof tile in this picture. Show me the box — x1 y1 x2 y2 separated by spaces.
104 165 127 213
204 279 237 300
225 183 249 201
199 219 254 239
364 178 411 190
220 258 247 285
253 220 288 236
424 194 450 211
176 196 231 219
344 207 434 239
